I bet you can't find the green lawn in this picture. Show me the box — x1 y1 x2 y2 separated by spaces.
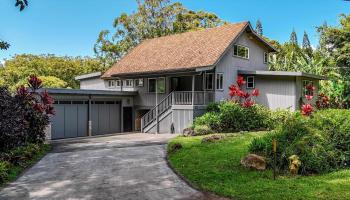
167 132 350 200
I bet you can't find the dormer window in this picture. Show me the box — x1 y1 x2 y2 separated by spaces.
233 44 249 59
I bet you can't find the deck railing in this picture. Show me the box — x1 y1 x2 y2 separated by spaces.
141 91 214 132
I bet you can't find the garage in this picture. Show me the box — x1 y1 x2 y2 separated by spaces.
45 89 136 140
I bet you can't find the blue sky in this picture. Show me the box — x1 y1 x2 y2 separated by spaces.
0 0 349 61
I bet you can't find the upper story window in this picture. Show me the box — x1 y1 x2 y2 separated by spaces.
246 76 255 89
205 73 214 90
264 52 269 63
216 73 223 90
148 77 165 93
124 79 134 87
107 80 115 88
135 78 144 87
233 44 249 59
303 80 314 96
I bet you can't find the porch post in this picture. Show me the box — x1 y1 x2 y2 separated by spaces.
204 71 207 105
155 78 159 134
192 75 195 105
88 95 92 136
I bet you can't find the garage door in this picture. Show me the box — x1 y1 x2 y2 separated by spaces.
91 101 121 135
51 101 88 139
51 100 122 139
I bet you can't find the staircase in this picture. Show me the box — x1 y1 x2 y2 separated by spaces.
141 91 214 133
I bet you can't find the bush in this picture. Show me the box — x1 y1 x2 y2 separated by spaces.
249 110 350 174
269 109 294 129
193 112 220 131
0 161 10 183
206 102 220 113
194 125 214 135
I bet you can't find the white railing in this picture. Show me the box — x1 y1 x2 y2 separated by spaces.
141 91 214 132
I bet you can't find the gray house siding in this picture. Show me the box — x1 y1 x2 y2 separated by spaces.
214 31 270 102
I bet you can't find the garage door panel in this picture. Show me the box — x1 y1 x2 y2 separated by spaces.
77 104 88 137
98 104 110 135
109 104 121 133
64 105 78 138
91 104 99 135
51 105 65 139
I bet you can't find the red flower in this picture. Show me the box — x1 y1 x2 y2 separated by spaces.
252 89 260 97
33 103 45 113
229 85 239 97
41 90 54 105
28 75 43 90
242 92 250 99
242 98 255 107
301 103 314 116
306 84 315 91
16 85 29 97
305 95 313 100
236 75 246 86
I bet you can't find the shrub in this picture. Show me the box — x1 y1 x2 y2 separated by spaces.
0 161 10 183
269 109 294 129
194 125 213 136
194 112 220 131
206 102 220 113
249 110 350 174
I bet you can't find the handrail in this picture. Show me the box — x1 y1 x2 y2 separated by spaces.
141 91 214 132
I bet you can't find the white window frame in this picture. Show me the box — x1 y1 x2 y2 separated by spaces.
233 44 249 59
246 76 255 89
303 80 314 96
264 52 269 64
116 79 121 87
124 79 134 87
216 73 223 90
205 73 214 90
148 77 165 93
135 78 144 87
107 80 115 88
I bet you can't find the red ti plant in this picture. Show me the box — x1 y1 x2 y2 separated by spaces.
229 75 260 108
316 93 330 109
301 83 316 116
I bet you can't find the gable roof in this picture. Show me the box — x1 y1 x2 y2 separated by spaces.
102 21 276 78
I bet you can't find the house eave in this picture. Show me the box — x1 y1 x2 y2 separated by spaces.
238 70 326 80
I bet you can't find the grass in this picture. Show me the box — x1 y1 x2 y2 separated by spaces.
167 132 350 200
0 143 51 187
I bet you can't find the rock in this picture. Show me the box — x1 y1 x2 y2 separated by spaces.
168 142 182 153
240 154 266 170
201 135 224 143
182 127 194 136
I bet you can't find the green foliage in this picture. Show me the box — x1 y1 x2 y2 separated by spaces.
0 54 106 91
94 0 224 65
255 20 263 36
249 109 350 174
194 101 272 133
269 109 294 129
206 102 220 112
0 161 10 183
289 29 298 45
193 125 213 136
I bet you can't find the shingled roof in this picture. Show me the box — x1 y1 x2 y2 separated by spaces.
102 21 275 78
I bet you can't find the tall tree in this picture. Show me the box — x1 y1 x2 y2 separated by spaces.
289 29 298 45
302 31 311 50
255 20 263 36
94 0 224 66
1 0 29 50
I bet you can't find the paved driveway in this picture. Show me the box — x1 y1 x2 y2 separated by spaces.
0 133 216 200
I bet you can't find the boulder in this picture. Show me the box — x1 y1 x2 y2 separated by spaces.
182 127 194 136
240 154 266 170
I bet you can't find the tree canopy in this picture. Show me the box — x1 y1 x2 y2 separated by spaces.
255 20 263 36
94 0 224 66
0 54 107 91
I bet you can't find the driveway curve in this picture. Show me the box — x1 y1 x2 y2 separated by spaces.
0 133 215 200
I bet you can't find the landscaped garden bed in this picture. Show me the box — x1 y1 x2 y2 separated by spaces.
167 132 350 200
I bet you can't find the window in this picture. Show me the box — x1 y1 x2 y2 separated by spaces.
216 73 223 90
107 80 115 88
233 44 249 59
205 73 214 90
303 80 314 96
124 79 133 87
264 52 269 63
135 78 144 87
116 79 121 87
246 76 255 89
148 77 165 93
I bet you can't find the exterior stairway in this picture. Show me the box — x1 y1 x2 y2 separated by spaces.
141 91 214 134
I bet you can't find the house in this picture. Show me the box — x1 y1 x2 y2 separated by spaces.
46 21 324 139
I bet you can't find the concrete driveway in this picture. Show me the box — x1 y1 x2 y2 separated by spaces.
0 133 216 200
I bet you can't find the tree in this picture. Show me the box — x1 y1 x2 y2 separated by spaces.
302 31 311 49
0 54 107 91
255 20 263 36
289 29 298 45
1 0 29 50
94 0 224 66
